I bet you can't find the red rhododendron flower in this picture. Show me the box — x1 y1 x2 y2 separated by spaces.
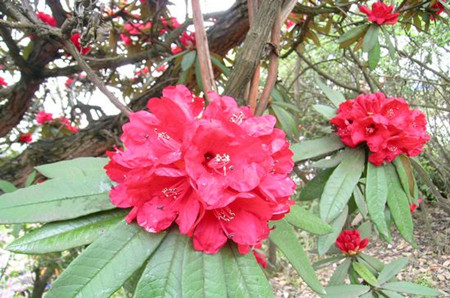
156 65 167 72
359 1 400 25
18 132 32 143
180 31 196 49
336 230 369 256
36 111 53 124
70 33 91 55
65 77 74 89
59 116 78 133
410 198 423 213
105 85 295 255
330 92 430 166
430 0 445 20
0 77 7 87
171 45 182 55
36 12 57 27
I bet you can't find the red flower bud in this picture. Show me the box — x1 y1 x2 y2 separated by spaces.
336 230 369 256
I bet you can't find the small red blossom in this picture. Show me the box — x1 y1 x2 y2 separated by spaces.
135 66 149 76
0 76 7 87
156 65 167 72
171 45 183 55
410 198 423 213
70 33 91 55
36 12 57 27
36 111 53 124
359 2 400 25
161 17 180 29
336 230 369 256
105 85 296 254
18 132 32 143
180 31 196 49
330 92 430 166
430 0 446 20
120 33 132 46
65 78 74 89
59 116 78 133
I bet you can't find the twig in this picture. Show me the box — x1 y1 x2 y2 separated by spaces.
247 0 260 111
191 0 217 97
60 39 131 117
255 8 282 116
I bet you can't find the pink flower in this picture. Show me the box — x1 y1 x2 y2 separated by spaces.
70 33 91 55
430 0 445 20
18 132 32 143
359 2 400 25
36 12 57 27
65 78 74 89
336 230 369 256
105 85 295 254
120 33 132 46
410 198 423 213
0 76 7 87
36 111 53 124
330 92 430 166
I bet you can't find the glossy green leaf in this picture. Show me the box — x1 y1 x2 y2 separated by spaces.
377 257 409 285
0 180 17 193
270 219 325 295
47 221 167 298
363 24 380 52
320 148 365 222
353 186 368 219
380 290 404 298
291 136 345 162
35 157 108 179
366 162 390 240
323 285 370 298
385 164 415 246
313 104 336 120
328 258 351 286
368 41 380 70
299 168 335 201
272 104 297 138
337 24 370 44
352 262 377 286
285 205 332 235
25 171 37 187
181 51 196 71
315 78 346 107
358 253 384 272
7 210 125 254
311 151 344 168
317 206 348 256
381 281 440 296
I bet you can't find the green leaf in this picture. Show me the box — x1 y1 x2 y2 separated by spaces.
366 162 390 241
291 136 345 162
377 257 409 285
313 256 345 270
7 210 125 254
359 291 374 298
299 168 335 201
210 55 231 76
272 104 297 138
352 262 377 286
393 155 415 199
0 170 114 224
194 56 204 92
178 68 189 84
381 281 441 296
270 219 325 295
315 78 346 107
320 148 365 222
311 151 345 168
353 186 368 219
385 164 415 246
328 258 352 286
25 171 37 187
368 41 380 70
358 253 385 272
313 104 337 120
35 157 108 179
357 221 372 240
382 29 396 59
363 24 380 52
337 24 370 44
323 285 370 298
23 40 34 60
380 290 404 298
181 51 196 71
47 221 167 298
317 206 348 256
0 180 17 193
285 205 332 235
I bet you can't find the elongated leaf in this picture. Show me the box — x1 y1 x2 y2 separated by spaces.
381 281 440 296
337 24 370 44
363 24 380 52
36 157 108 179
357 221 372 240
380 290 403 298
317 206 348 256
311 151 344 168
0 180 17 193
315 78 346 107
7 210 125 254
324 285 370 298
47 221 167 298
352 262 377 286
328 258 352 286
291 136 345 162
366 162 390 240
210 55 231 76
272 104 297 138
181 51 196 71
313 104 336 120
299 168 335 201
0 174 114 224
382 29 396 59
377 257 409 285
25 171 37 187
393 155 415 199
285 205 332 235
358 253 384 272
270 219 325 294
385 164 415 246
313 256 345 270
353 186 368 219
368 41 380 70
320 148 365 222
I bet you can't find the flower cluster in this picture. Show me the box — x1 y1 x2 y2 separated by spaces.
330 92 430 166
36 111 78 133
336 230 369 256
0 76 7 87
410 198 423 213
18 132 32 144
430 0 446 20
172 32 197 54
105 85 295 254
359 1 400 25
